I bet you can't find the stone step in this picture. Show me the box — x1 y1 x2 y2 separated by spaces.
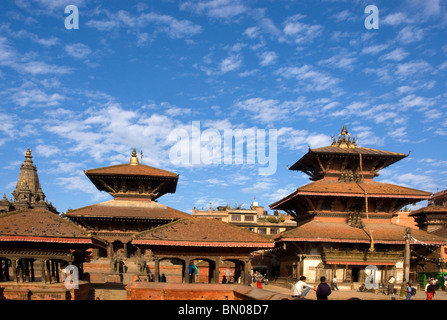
89 284 128 300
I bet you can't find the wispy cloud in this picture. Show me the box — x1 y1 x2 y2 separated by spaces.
180 0 247 20
281 14 323 44
276 65 340 93
86 9 202 39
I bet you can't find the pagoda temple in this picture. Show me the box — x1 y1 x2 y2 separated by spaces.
270 126 446 286
64 148 190 260
65 148 274 288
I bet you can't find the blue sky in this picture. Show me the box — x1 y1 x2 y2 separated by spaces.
0 0 446 214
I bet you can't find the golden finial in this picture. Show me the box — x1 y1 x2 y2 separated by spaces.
24 148 33 162
130 148 139 165
336 125 357 149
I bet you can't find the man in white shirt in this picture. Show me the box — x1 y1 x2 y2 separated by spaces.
292 276 315 298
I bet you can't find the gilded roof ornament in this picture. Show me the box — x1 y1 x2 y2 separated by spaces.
334 125 357 149
130 148 139 165
24 148 33 162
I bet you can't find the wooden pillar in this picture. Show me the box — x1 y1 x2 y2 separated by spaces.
108 243 113 259
209 260 215 284
214 258 221 284
384 265 388 285
242 259 249 285
45 260 51 283
18 259 24 283
12 259 17 282
30 259 35 282
123 243 128 258
1 258 9 282
40 260 46 283
154 258 160 283
0 258 3 282
345 264 348 282
55 261 60 283
183 258 190 283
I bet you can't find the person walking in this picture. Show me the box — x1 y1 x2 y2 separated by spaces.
331 276 339 291
387 275 395 295
316 276 332 300
405 282 412 300
292 276 315 299
426 280 436 300
255 271 263 289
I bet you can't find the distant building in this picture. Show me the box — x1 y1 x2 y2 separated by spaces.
192 202 296 236
409 189 447 276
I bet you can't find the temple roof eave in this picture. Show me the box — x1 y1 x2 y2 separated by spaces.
269 181 432 210
132 239 274 248
274 220 447 245
132 217 274 247
289 147 408 172
0 209 108 248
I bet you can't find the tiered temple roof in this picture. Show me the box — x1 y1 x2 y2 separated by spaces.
270 126 432 223
270 126 445 247
64 149 188 243
83 148 178 200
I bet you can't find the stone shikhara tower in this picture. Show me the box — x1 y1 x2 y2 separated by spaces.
0 148 57 214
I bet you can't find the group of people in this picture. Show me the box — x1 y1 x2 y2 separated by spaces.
293 275 443 300
404 278 440 300
292 276 333 300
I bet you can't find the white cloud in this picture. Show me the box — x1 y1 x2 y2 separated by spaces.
258 51 277 67
180 0 247 19
234 97 292 124
56 173 110 202
264 184 296 204
243 27 260 39
220 54 243 73
10 86 65 107
351 126 385 146
19 61 72 75
65 43 91 59
276 65 340 92
35 144 61 157
397 26 424 44
398 94 437 111
319 52 357 71
331 10 358 23
282 14 323 44
277 127 331 151
87 10 202 39
0 36 71 75
380 48 409 61
395 60 432 78
388 126 407 139
241 177 275 193
382 12 409 26
395 172 437 191
361 44 389 55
